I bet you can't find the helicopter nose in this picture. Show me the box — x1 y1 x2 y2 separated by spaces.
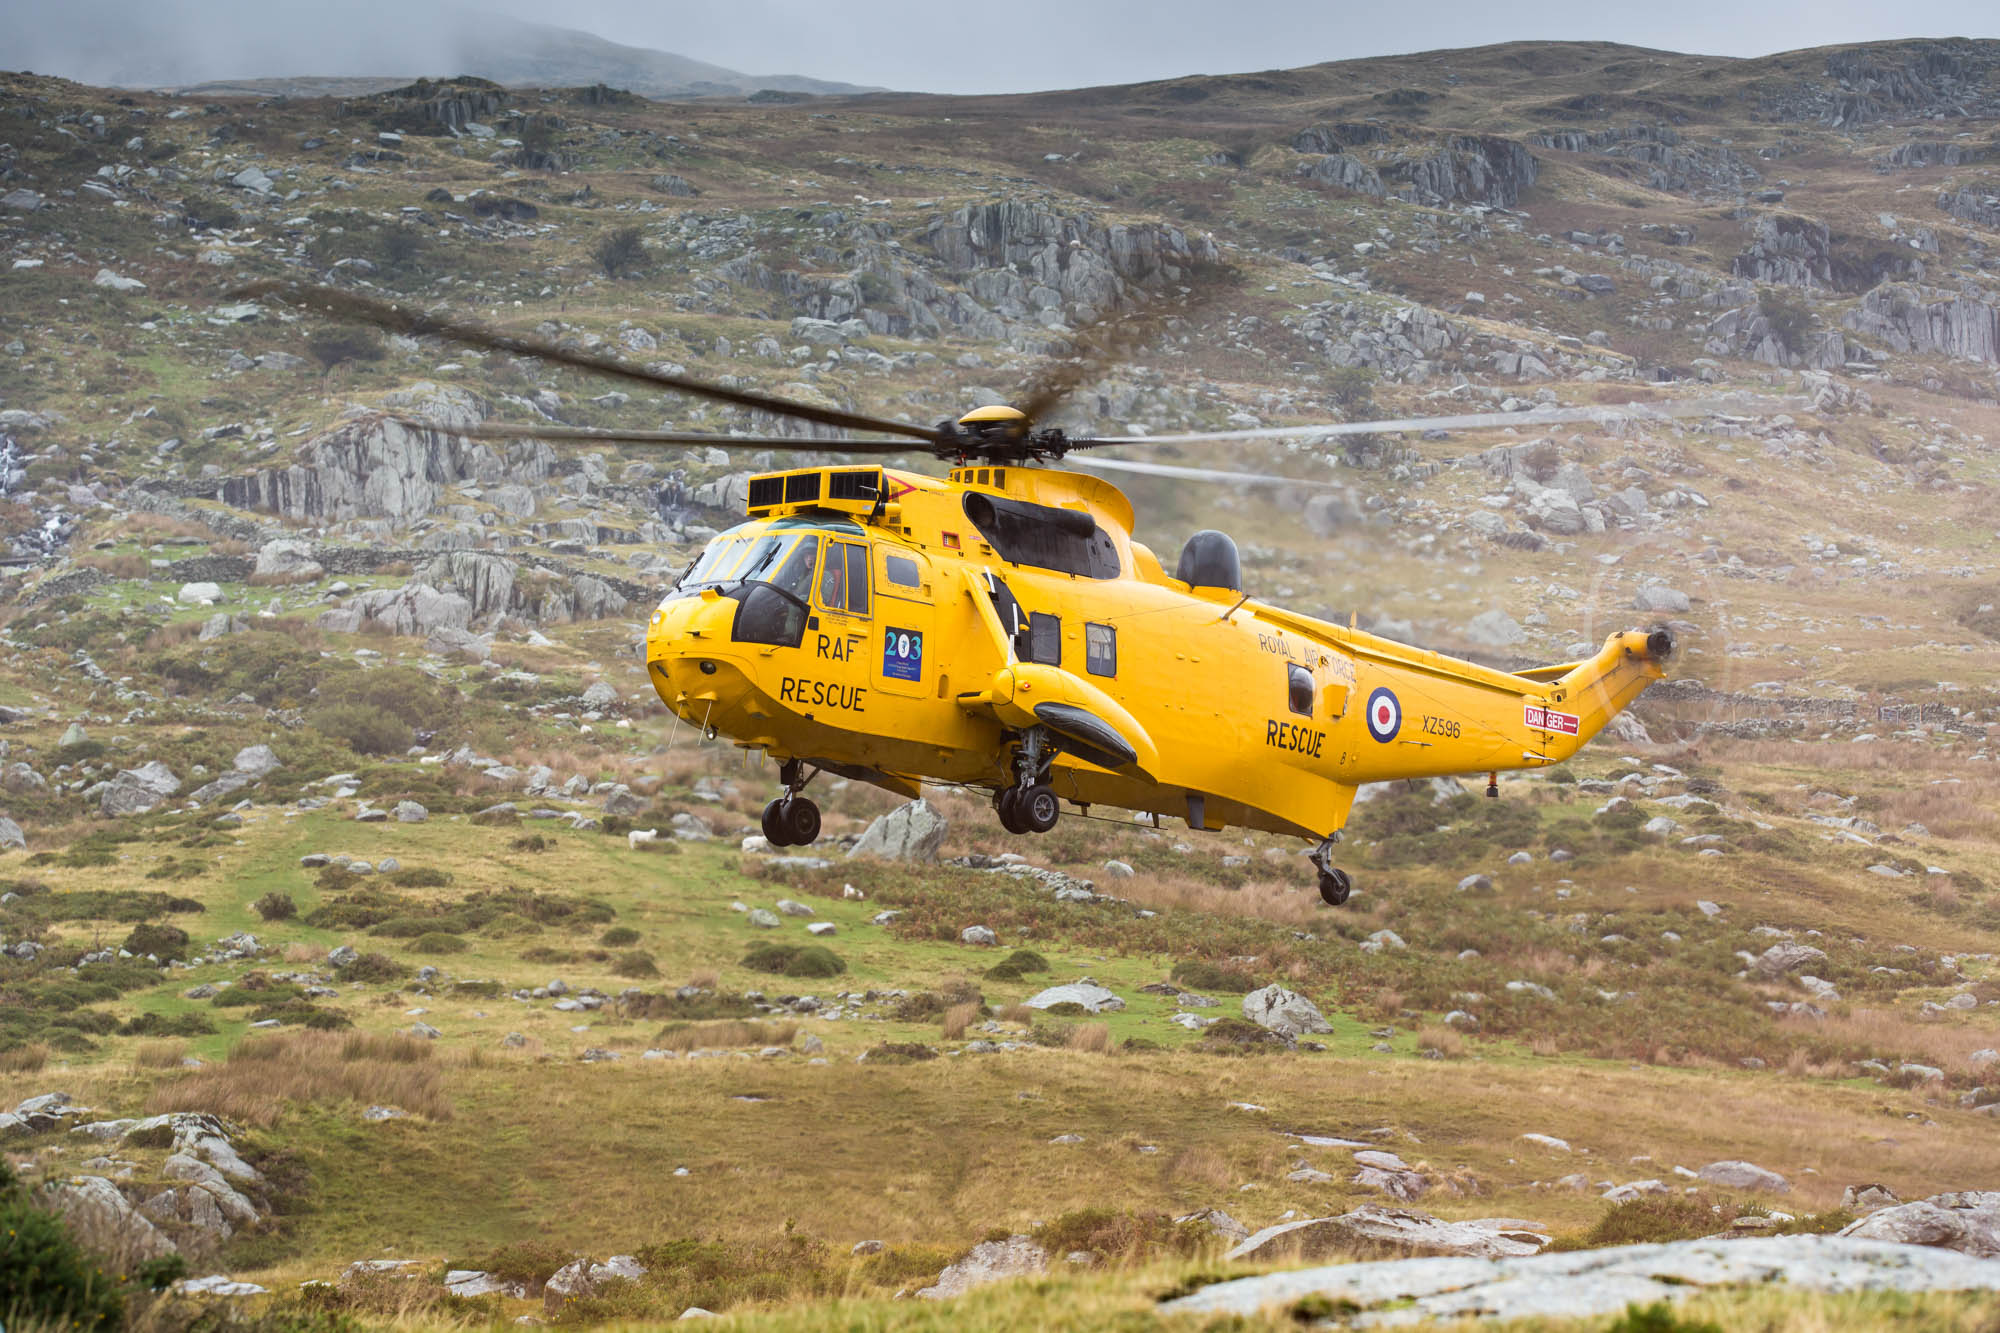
646 592 748 722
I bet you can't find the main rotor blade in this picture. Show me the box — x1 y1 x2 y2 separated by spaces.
1085 397 1804 445
1065 455 1347 490
1014 285 1212 426
385 416 923 454
236 280 943 444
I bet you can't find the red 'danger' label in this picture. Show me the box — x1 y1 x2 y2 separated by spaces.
1524 703 1580 735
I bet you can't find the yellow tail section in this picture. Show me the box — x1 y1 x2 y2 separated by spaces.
1532 628 1675 764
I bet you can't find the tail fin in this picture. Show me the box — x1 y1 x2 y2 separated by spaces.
1533 628 1674 762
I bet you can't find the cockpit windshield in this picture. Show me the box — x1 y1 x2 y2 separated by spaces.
735 535 818 596
671 534 748 595
664 531 822 606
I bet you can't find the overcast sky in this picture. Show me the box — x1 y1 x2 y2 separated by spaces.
4 0 1997 94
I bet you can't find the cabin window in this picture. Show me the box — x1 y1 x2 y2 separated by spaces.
1085 623 1117 677
1287 663 1315 717
818 541 871 616
884 554 922 589
1028 613 1062 666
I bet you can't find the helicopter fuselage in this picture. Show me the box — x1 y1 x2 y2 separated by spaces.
644 464 1669 843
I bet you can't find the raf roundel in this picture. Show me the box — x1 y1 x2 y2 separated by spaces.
1365 687 1401 743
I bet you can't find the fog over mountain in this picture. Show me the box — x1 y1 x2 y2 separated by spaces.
4 0 1997 96
0 0 873 96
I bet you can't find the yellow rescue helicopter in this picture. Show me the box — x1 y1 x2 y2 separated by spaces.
257 283 1679 906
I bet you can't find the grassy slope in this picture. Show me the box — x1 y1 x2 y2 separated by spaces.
3 40 2000 1329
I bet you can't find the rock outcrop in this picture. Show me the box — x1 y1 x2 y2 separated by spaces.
1843 284 2000 366
1840 1191 2000 1257
1938 188 2000 231
222 385 554 529
318 584 473 637
1733 215 1833 288
1298 153 1386 196
1531 125 1758 196
1389 137 1539 208
1164 1235 2000 1323
416 552 630 626
1227 1207 1547 1263
917 201 1218 323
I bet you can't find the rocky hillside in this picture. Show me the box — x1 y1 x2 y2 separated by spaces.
3 37 2000 1332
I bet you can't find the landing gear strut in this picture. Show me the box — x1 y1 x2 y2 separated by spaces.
995 726 1061 835
761 758 822 848
1309 835 1352 907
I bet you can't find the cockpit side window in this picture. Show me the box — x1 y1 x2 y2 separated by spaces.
771 537 819 599
841 543 869 616
816 541 871 616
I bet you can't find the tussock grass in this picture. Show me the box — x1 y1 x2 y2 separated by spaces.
1066 1022 1113 1054
146 1029 450 1125
941 1002 980 1041
0 1041 50 1072
1416 1024 1466 1058
1116 872 1322 928
654 1020 797 1052
1779 1006 2000 1081
130 1039 187 1070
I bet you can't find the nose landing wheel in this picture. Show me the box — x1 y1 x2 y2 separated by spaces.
762 796 821 848
762 758 822 848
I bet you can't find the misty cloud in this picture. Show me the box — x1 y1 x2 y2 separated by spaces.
2 0 1996 95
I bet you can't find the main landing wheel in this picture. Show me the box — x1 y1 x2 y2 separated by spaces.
1019 784 1060 834
996 787 1031 835
1318 867 1353 907
762 797 822 848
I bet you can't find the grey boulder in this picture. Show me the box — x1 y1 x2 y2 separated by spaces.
1696 1160 1789 1193
848 798 950 863
102 761 182 816
1227 1207 1546 1263
1022 982 1125 1014
543 1256 646 1314
254 538 324 580
1634 585 1691 614
916 1235 1048 1299
1752 943 1827 978
1840 1191 2000 1257
1241 984 1332 1038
